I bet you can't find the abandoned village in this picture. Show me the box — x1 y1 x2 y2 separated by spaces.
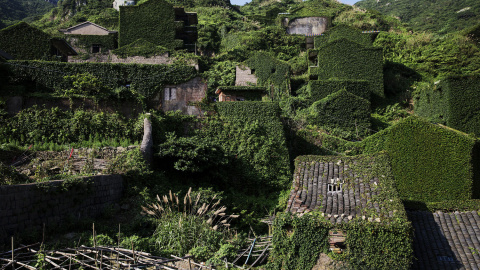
1 0 480 269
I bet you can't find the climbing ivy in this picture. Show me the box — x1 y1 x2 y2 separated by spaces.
7 60 197 99
360 116 480 202
245 52 291 99
0 22 52 60
268 153 413 270
119 0 182 49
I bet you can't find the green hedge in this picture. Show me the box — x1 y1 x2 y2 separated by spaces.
268 153 412 270
307 79 371 101
309 38 384 100
360 116 480 202
215 101 290 188
415 75 480 136
0 22 52 60
245 52 291 99
404 199 480 212
6 60 197 99
119 0 181 49
112 38 169 58
314 25 375 48
307 89 371 139
65 33 118 51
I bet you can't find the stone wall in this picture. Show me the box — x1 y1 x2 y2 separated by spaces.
284 17 329 36
68 52 174 65
0 175 124 245
235 66 257 86
152 77 206 116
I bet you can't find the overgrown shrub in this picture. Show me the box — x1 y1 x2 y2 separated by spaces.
157 133 228 173
0 106 142 146
214 102 291 189
142 188 238 258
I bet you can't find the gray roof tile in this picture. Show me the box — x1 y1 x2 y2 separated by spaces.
409 211 480 269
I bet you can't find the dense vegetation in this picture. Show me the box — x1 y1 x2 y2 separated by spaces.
356 0 480 34
0 0 55 28
0 0 480 268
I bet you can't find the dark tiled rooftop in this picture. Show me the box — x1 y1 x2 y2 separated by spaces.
286 156 398 224
409 211 480 270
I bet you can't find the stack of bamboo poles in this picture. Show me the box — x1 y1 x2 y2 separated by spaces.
231 235 272 269
0 240 217 270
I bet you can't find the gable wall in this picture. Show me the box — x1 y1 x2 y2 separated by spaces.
64 24 110 35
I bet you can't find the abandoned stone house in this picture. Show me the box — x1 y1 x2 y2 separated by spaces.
286 155 406 254
155 77 207 116
215 65 265 102
59 0 198 62
282 16 329 36
59 21 118 57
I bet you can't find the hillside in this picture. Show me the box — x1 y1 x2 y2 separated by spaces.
1 0 480 268
0 0 55 27
355 0 480 34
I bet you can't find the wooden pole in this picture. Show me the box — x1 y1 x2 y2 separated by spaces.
11 237 14 270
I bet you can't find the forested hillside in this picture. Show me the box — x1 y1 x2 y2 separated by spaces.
355 0 480 34
0 0 55 28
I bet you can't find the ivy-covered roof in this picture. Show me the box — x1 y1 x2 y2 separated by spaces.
287 153 406 224
409 210 480 269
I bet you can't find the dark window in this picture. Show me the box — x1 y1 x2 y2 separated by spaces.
92 44 101 53
250 69 255 74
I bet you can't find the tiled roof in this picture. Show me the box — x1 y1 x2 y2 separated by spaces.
286 155 402 224
409 210 480 270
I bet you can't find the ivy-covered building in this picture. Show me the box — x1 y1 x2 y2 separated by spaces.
119 0 197 51
0 22 77 61
269 153 413 269
361 116 480 203
59 21 118 56
308 25 383 102
216 53 291 101
415 75 480 136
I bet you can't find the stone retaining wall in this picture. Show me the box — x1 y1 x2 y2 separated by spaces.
0 175 124 245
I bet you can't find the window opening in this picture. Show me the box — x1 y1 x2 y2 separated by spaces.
250 69 255 74
92 44 101 53
329 230 346 254
164 87 177 101
327 178 344 192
